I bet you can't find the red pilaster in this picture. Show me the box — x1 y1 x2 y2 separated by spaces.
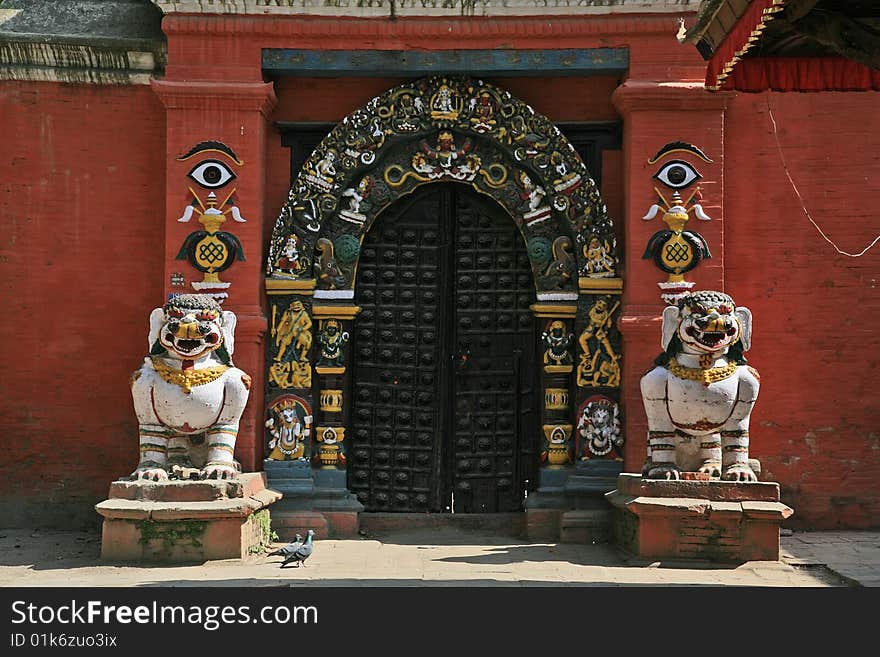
611 80 732 472
152 78 278 472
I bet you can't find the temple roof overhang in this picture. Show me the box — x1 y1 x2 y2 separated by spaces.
680 0 880 91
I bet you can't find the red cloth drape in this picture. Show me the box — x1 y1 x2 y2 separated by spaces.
718 57 880 92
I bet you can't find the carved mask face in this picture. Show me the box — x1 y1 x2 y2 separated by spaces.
676 296 740 355
157 300 224 360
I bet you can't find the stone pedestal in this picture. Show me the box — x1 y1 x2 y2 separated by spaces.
95 472 282 562
264 460 364 539
606 473 793 562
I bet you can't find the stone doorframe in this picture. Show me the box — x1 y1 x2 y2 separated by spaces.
264 75 624 497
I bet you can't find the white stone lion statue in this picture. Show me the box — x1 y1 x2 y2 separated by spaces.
130 294 251 481
640 290 759 482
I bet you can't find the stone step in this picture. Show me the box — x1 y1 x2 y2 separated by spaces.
358 512 526 536
559 509 612 544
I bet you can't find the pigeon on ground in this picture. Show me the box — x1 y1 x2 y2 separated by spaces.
281 529 314 568
268 534 303 559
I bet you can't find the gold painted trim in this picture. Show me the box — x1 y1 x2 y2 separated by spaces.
316 426 346 441
320 389 344 412
578 277 623 293
544 365 574 374
316 366 346 376
265 278 317 295
544 388 570 410
530 303 577 318
312 305 362 319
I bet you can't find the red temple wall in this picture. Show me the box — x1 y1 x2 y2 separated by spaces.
723 91 880 528
0 81 166 527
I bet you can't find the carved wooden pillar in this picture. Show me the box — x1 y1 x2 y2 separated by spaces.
532 303 578 470
312 303 360 472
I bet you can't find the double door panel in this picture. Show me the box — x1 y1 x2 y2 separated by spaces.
350 184 536 512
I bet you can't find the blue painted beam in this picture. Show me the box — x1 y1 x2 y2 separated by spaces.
262 48 628 77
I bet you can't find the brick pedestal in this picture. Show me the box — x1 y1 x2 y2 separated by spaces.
95 472 282 561
606 473 793 562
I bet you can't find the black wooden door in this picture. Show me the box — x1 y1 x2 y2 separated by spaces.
350 184 537 513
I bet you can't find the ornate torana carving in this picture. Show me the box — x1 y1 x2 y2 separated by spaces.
641 291 760 482
266 76 616 294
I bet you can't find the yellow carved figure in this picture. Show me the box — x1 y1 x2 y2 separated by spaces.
577 298 621 388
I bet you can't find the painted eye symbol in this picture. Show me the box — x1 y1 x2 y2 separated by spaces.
653 160 701 189
187 159 237 189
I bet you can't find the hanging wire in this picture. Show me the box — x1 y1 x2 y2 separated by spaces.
767 98 880 258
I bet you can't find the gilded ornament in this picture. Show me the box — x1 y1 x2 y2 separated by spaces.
150 357 230 394
320 389 344 413
544 388 569 411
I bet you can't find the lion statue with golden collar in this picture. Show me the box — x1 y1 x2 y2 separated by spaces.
640 290 759 482
130 294 251 481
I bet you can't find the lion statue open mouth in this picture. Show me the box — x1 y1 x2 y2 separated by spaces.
129 294 251 481
640 290 760 482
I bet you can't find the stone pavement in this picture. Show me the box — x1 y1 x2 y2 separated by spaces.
0 525 877 587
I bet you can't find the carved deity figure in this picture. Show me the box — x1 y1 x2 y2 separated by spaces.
469 91 498 132
581 235 616 278
317 319 350 369
130 294 251 481
640 290 759 481
516 170 547 213
277 234 305 274
268 300 313 390
542 320 574 367
577 397 623 459
266 396 313 461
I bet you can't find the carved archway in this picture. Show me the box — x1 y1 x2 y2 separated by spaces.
263 76 624 514
266 75 618 298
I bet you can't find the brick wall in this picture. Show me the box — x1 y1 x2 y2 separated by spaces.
0 81 165 528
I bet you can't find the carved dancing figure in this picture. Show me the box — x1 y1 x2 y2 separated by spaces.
130 294 251 481
640 290 759 481
577 297 620 387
